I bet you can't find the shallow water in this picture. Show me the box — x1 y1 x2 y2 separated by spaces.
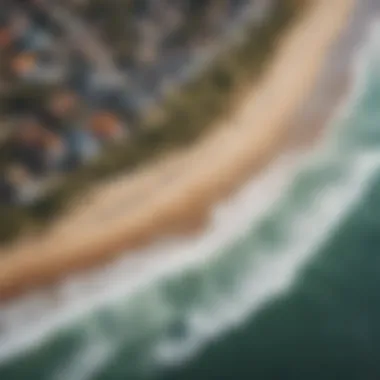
1 6 380 380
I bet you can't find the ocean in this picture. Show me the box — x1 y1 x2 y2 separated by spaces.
1 8 380 380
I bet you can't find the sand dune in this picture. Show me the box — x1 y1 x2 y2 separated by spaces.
0 0 354 301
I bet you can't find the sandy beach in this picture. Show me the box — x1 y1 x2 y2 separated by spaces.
0 0 354 301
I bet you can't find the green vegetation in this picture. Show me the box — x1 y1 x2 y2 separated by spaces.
0 0 308 243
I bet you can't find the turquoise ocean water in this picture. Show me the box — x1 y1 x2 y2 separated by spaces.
1 15 380 380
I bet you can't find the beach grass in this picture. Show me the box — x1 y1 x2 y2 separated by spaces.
0 0 307 243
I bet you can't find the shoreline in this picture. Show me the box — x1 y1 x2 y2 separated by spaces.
0 0 354 301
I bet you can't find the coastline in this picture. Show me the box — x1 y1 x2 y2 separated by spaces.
0 0 354 301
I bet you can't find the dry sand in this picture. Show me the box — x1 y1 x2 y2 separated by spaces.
0 0 354 300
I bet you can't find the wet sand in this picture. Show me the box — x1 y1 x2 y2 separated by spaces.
0 0 354 301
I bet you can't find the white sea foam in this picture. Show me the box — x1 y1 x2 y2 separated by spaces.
151 152 380 368
0 152 302 365
1 13 380 380
49 17 380 379
148 17 380 371
50 147 380 380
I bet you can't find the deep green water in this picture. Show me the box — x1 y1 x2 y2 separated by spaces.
156 21 380 380
1 17 380 380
